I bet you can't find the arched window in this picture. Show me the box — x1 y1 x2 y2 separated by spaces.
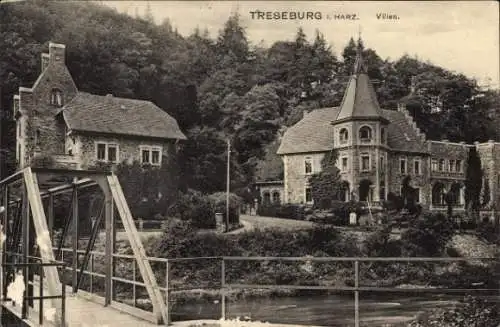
432 182 445 205
272 191 281 204
50 88 63 107
359 126 372 142
339 128 349 144
263 192 271 205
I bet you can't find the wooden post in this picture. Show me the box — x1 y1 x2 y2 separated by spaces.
71 182 78 293
354 260 359 327
104 192 113 305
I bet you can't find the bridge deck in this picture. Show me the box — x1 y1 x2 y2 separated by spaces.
2 279 158 327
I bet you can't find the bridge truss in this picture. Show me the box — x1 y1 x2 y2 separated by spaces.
0 167 168 326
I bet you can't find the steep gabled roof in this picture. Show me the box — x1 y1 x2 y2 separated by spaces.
277 108 428 155
59 92 187 140
277 108 338 155
335 42 384 122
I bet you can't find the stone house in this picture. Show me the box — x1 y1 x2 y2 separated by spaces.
13 42 186 171
275 42 500 217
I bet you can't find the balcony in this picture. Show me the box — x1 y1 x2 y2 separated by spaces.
31 151 79 170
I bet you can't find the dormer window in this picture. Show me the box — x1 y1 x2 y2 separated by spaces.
339 128 349 144
359 126 372 142
50 88 63 107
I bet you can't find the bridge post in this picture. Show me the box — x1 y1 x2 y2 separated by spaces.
354 260 359 327
71 181 78 293
104 191 114 306
221 257 226 320
1 185 8 298
21 183 29 319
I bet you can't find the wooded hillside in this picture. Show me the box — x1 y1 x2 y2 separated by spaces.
1 1 499 197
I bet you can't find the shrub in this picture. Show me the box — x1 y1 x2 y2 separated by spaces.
208 192 242 225
257 203 306 220
170 190 215 228
401 212 455 256
477 220 500 245
409 295 500 327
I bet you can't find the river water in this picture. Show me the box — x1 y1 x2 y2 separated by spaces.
171 293 499 327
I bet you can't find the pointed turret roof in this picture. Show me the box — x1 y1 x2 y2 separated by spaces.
334 39 385 122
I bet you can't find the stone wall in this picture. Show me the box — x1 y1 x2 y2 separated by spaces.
76 134 175 170
15 43 78 169
387 152 430 205
283 152 325 204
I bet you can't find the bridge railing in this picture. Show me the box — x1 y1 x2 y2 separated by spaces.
1 252 67 326
51 249 499 327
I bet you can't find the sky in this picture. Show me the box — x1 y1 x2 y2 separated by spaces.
102 1 499 89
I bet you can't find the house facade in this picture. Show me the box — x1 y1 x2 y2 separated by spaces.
276 43 500 218
13 42 186 171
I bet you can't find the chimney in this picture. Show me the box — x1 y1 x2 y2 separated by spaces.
41 53 50 71
49 42 66 64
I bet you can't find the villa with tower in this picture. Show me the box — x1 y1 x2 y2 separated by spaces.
261 41 500 219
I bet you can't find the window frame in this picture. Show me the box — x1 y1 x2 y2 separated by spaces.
95 142 120 163
455 159 462 173
304 156 313 175
438 159 445 172
400 157 407 175
50 88 63 107
341 156 348 172
431 159 438 172
339 128 349 144
359 125 372 142
140 145 163 166
360 153 371 172
305 186 313 204
414 158 421 175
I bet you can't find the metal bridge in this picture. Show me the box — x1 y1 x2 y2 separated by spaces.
0 167 167 327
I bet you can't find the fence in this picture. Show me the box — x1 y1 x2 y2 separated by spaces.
53 250 499 327
1 252 67 326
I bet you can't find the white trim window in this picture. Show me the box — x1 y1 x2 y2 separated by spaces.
140 146 162 166
304 156 313 175
95 142 119 163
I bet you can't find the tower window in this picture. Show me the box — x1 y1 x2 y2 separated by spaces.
361 154 370 171
50 89 63 107
341 157 348 172
359 126 372 142
339 128 349 144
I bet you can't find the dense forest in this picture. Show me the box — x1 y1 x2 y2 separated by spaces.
1 1 499 199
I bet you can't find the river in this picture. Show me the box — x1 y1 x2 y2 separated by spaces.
171 292 499 327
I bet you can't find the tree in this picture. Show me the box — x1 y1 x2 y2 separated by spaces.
465 147 483 214
308 150 344 208
216 12 249 64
